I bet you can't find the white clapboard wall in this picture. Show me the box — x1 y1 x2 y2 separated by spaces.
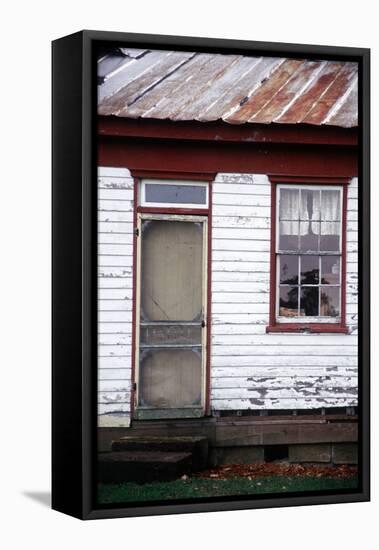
98 167 134 427
97 168 358 427
211 173 358 411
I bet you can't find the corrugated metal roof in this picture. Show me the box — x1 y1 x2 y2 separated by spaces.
98 49 358 128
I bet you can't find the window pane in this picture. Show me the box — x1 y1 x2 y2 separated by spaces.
145 184 207 204
279 286 298 317
320 287 340 317
300 189 320 221
300 287 319 316
321 190 340 221
321 256 340 284
301 255 319 284
320 222 340 251
279 220 299 251
279 255 298 284
279 189 299 220
299 221 320 252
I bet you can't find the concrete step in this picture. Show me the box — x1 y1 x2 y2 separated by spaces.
112 435 209 470
98 450 192 483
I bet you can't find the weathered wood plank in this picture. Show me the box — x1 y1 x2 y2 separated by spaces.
213 194 271 207
99 345 131 357
211 355 357 367
99 356 132 369
98 323 133 334
213 183 270 196
98 222 134 234
98 244 133 256
98 256 133 267
98 288 133 300
210 397 357 409
211 333 357 346
212 281 269 293
99 333 132 345
98 267 132 278
98 311 132 323
211 344 357 356
212 271 270 283
212 387 357 399
98 188 134 200
98 233 134 245
211 366 357 378
212 262 269 273
213 227 270 241
98 368 132 380
213 216 270 229
98 391 131 403
98 211 133 223
213 240 270 252
99 380 132 392
212 303 269 314
98 166 131 178
214 174 269 185
98 277 133 289
211 375 358 389
98 200 133 212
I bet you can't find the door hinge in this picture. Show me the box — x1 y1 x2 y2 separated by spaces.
134 228 139 237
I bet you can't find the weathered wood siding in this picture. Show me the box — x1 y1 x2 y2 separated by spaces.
210 173 358 411
98 167 133 427
97 168 358 426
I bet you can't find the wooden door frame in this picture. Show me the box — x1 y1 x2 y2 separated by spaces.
131 179 212 420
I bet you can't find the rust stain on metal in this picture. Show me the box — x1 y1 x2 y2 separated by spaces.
98 49 358 128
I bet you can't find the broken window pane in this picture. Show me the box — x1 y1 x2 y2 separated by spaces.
279 286 298 317
301 255 319 284
321 256 340 284
320 287 340 317
300 287 319 316
279 255 298 284
145 183 207 205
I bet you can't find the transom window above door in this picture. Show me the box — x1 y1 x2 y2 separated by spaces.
140 179 209 208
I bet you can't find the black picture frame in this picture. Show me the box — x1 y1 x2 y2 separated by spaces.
52 30 370 520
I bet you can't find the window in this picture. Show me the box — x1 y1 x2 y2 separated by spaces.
268 180 348 333
140 179 208 208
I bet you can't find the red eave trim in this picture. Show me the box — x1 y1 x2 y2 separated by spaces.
98 116 358 147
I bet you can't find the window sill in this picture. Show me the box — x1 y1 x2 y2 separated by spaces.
266 323 349 334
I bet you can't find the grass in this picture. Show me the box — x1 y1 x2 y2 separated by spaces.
98 475 359 504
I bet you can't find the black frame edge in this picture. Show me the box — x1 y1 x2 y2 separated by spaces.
52 31 85 519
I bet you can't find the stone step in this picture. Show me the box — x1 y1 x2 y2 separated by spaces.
112 435 209 470
98 451 192 483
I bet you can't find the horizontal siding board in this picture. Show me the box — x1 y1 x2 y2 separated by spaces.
210 398 357 409
211 387 357 399
211 344 357 356
97 166 134 427
212 376 358 388
211 366 357 377
211 355 357 367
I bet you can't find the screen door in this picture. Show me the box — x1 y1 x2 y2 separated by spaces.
135 214 208 419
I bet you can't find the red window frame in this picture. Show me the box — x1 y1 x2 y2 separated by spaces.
266 175 350 334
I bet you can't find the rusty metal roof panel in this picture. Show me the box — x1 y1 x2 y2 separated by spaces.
98 49 358 127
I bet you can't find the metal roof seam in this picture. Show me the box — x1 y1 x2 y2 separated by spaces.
322 75 358 126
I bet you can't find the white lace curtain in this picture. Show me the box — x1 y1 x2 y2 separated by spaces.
280 188 340 236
